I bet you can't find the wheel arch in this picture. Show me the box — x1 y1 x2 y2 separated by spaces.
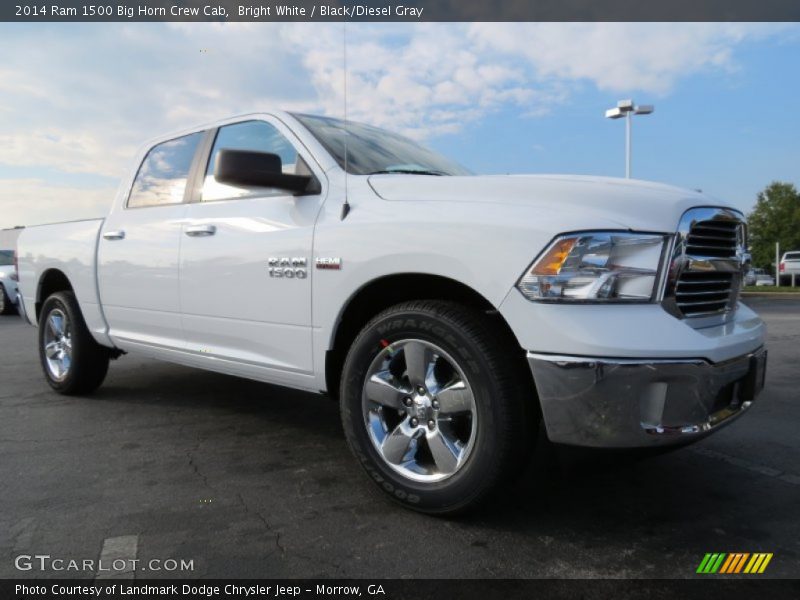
325 273 530 400
35 268 74 322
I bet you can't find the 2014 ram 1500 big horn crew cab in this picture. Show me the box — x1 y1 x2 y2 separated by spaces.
16 112 767 514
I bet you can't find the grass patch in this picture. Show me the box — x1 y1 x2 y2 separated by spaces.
743 285 800 293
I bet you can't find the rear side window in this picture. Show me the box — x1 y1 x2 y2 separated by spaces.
127 132 204 208
0 250 13 266
785 252 800 260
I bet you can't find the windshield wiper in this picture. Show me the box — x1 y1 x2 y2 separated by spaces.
368 169 446 176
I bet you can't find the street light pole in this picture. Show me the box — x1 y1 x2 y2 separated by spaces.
625 110 631 179
605 99 653 179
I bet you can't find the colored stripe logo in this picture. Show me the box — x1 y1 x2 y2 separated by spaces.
697 553 773 574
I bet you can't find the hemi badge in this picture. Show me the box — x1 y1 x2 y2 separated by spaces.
316 257 342 270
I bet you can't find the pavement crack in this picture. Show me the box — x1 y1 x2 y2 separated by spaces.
235 492 285 555
185 442 216 493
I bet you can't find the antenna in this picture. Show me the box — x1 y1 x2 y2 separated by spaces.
340 15 351 220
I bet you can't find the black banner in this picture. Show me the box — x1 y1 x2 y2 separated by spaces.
3 0 800 22
4 579 800 600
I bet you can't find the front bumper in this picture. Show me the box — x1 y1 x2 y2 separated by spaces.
528 348 766 448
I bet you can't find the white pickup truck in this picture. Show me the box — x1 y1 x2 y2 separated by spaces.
16 111 767 514
780 251 800 283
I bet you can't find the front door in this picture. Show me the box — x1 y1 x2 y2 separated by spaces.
178 118 326 382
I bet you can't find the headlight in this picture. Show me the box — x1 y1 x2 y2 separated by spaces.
517 231 669 302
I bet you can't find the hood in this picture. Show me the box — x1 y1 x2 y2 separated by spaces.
367 174 732 232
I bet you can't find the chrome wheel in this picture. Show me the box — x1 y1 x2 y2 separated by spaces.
43 308 72 381
362 339 477 482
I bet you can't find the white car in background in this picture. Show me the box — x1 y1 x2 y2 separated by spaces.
0 249 19 315
752 268 776 287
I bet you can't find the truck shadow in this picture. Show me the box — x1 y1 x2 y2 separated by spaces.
91 358 344 442
461 436 789 564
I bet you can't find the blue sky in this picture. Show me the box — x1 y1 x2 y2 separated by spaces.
430 27 800 206
0 23 798 227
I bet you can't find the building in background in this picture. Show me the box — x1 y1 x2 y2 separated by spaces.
0 227 24 252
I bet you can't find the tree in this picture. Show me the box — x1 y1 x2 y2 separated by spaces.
747 182 800 271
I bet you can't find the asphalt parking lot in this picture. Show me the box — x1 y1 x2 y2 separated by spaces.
1 298 798 579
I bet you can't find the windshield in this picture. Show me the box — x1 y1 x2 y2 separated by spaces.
292 113 471 176
0 250 13 266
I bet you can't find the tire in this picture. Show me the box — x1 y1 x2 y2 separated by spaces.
0 284 13 315
38 291 110 395
340 300 535 515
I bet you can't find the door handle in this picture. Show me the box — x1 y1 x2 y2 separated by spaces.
102 230 125 240
185 225 217 237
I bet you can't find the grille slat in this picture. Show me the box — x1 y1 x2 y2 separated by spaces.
675 290 731 298
686 243 736 251
687 233 737 242
677 300 731 308
691 223 738 232
676 279 732 286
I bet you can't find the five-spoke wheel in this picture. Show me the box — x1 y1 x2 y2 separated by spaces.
363 339 477 482
42 308 72 381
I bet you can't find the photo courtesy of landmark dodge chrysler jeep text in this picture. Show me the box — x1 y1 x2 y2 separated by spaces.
15 112 767 514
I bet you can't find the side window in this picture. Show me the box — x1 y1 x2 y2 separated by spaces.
202 120 309 202
127 132 204 208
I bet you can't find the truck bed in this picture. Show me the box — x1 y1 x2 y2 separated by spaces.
16 218 110 344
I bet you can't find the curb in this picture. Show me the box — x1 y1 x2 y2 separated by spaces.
742 292 800 299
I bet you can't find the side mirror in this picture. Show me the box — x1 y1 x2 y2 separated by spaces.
214 149 320 195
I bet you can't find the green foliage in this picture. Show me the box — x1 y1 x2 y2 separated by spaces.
747 182 800 270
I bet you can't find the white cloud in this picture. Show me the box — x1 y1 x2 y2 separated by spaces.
284 23 539 136
0 179 116 227
281 22 793 134
467 23 780 94
0 129 132 179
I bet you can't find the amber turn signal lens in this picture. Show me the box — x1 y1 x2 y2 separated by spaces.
532 237 578 275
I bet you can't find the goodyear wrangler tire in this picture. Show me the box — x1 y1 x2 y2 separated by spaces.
38 291 110 395
340 300 534 515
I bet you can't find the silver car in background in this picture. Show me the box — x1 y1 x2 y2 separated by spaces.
750 268 776 287
0 249 19 315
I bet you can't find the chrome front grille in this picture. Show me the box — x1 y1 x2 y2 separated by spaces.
663 207 747 322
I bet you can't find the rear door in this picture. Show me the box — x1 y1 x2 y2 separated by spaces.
98 132 205 350
178 117 326 380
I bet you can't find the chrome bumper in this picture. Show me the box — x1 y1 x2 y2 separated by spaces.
15 292 32 325
528 348 766 448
